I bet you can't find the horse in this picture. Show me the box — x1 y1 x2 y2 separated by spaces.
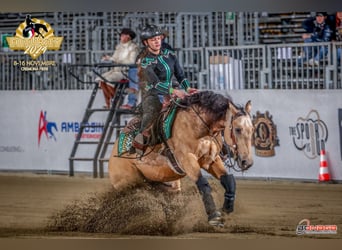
47 122 58 141
23 15 48 38
108 90 254 226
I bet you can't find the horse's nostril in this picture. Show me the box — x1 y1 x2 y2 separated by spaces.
240 160 253 171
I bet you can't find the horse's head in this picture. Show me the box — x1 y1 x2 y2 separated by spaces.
223 100 254 171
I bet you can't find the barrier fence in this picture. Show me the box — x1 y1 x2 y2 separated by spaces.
0 42 341 91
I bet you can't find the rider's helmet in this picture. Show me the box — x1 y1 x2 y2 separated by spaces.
120 28 136 40
140 24 163 42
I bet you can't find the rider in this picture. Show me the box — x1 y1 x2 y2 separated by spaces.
133 24 197 155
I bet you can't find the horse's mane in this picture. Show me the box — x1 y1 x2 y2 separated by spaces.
179 90 231 123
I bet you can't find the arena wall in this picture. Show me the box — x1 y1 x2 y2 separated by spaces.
0 89 341 181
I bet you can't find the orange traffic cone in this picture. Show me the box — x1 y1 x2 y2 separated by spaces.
319 149 331 182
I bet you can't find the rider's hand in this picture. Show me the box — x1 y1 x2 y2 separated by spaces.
172 89 187 99
187 87 198 94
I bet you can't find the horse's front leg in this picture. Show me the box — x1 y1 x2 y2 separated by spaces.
207 156 236 214
183 153 223 226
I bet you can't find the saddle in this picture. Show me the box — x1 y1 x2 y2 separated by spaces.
117 100 186 176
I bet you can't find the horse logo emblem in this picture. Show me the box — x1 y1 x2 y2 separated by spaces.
6 15 63 59
38 110 58 146
23 15 48 39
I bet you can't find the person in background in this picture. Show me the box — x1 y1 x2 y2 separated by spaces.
332 11 342 65
301 12 333 66
95 28 139 109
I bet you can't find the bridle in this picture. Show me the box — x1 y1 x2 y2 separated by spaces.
221 108 251 172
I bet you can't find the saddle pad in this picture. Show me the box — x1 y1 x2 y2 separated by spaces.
118 129 138 156
117 103 178 155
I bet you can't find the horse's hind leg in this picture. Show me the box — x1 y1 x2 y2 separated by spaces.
195 175 223 226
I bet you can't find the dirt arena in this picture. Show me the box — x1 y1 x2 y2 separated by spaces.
0 172 341 239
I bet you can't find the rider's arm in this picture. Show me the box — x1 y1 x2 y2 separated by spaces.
172 53 190 92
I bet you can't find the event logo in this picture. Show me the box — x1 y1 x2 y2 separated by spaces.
289 110 328 159
296 219 337 235
38 110 58 146
252 111 279 157
6 14 63 59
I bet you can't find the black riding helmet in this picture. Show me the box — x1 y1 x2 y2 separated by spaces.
120 28 136 40
140 24 163 42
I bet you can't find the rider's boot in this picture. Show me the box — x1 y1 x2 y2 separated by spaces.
220 174 236 214
133 133 145 156
133 130 150 157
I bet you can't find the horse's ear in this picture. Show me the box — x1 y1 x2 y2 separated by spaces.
245 100 252 114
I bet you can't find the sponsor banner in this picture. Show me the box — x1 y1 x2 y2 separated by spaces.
0 90 106 172
0 89 342 180
339 109 342 160
225 89 342 181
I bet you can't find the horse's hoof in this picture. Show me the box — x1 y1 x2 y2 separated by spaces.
208 211 223 226
222 207 234 214
222 198 234 214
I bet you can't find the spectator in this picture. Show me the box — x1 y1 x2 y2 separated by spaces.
95 28 140 109
300 12 333 66
332 11 342 65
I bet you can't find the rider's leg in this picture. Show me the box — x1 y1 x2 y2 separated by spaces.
140 93 162 131
196 175 221 224
134 92 162 154
220 173 236 214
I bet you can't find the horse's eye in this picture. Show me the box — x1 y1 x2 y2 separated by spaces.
235 128 242 134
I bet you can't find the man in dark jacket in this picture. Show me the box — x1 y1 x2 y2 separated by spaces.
301 12 333 66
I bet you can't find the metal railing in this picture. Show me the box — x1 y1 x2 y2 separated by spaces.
200 42 341 90
0 50 93 90
1 42 341 91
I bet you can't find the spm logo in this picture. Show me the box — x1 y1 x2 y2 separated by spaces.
38 110 58 146
289 110 328 159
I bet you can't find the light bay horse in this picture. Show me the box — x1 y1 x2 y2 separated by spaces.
108 91 253 226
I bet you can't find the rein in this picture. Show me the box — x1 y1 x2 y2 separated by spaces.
221 108 249 172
